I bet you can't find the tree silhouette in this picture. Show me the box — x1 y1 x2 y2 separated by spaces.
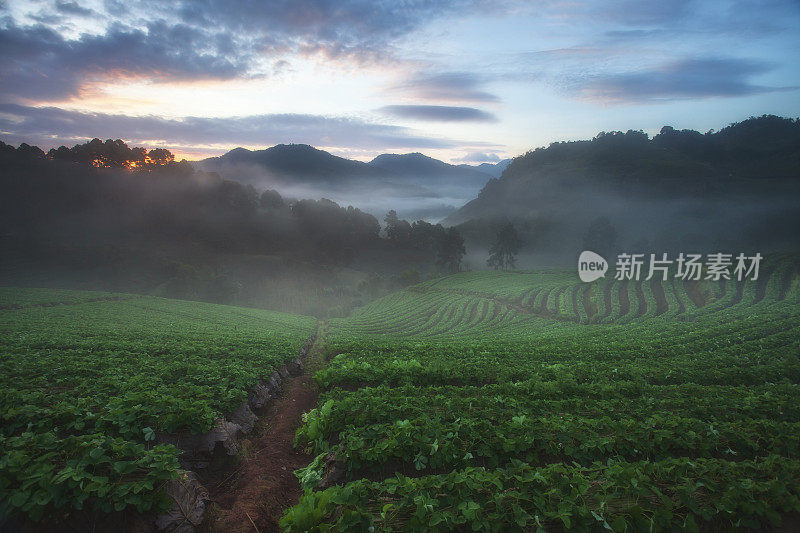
384 209 411 243
436 227 466 273
384 210 399 239
487 222 522 269
582 216 618 260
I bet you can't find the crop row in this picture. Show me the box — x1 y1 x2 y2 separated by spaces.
302 382 800 445
0 294 316 521
285 255 800 529
283 456 800 531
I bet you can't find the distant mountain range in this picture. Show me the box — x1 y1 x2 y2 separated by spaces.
459 160 511 178
195 116 800 264
368 152 504 196
197 145 507 221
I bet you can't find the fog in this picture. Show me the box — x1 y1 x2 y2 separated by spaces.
2 118 799 316
457 181 800 269
237 177 465 223
194 154 492 223
0 143 460 317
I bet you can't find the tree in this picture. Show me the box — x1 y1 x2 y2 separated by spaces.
384 210 399 239
260 189 284 209
487 222 522 269
218 180 258 212
384 209 411 243
582 216 618 260
147 148 174 166
409 220 445 251
436 227 466 273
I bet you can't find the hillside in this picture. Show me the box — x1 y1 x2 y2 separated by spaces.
198 144 433 200
443 116 800 262
370 152 492 191
198 145 494 221
0 139 459 318
3 254 800 530
283 254 800 530
201 146 494 192
201 144 388 184
0 288 317 529
462 159 511 178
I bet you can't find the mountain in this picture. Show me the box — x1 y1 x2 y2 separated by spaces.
197 145 495 222
197 144 447 219
370 152 492 187
458 159 511 178
368 152 493 203
443 115 800 263
200 144 394 185
370 152 493 191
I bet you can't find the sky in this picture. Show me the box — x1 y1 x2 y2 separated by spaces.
0 0 799 163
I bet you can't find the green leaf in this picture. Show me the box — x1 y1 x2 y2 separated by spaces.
10 491 29 507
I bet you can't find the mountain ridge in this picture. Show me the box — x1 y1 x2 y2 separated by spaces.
443 114 800 226
197 144 502 221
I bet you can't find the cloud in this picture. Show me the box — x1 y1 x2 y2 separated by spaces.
389 72 500 103
575 58 795 103
597 0 693 26
0 20 253 102
0 0 489 101
0 103 468 152
168 0 470 50
379 105 497 122
55 1 96 16
598 0 799 43
453 152 501 163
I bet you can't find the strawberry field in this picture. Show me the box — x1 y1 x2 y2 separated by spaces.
2 253 800 531
0 290 315 522
284 255 800 531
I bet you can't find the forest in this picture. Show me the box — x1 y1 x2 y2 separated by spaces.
0 139 466 317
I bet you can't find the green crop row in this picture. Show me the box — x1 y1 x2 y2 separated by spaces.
304 412 798 478
0 292 316 522
285 255 800 530
283 456 800 532
300 382 800 447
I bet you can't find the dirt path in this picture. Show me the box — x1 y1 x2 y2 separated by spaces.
203 324 325 532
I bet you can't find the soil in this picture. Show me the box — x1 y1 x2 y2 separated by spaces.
685 280 706 307
778 260 798 300
201 327 324 532
582 284 596 321
618 280 630 317
754 265 776 303
670 278 686 313
601 280 613 320
650 279 668 316
571 285 580 320
634 280 647 318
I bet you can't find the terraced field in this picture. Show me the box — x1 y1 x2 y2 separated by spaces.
2 254 799 531
0 289 316 524
284 254 800 531
340 254 797 332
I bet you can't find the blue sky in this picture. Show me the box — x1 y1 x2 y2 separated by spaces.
1 0 798 162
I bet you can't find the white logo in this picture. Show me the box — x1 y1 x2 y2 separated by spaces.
578 251 608 282
576 251 762 282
